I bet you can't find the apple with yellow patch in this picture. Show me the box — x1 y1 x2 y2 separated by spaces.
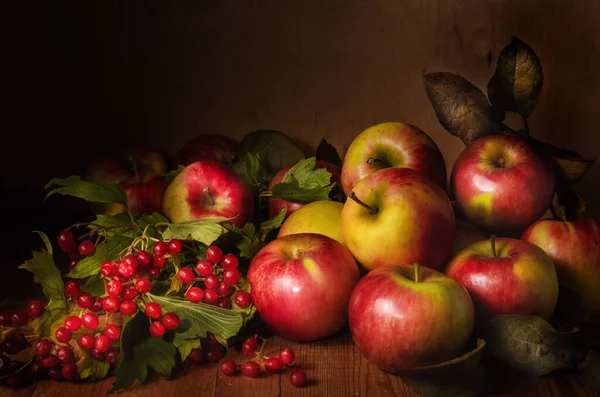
341 122 447 195
450 134 555 235
277 200 345 245
445 236 559 324
247 233 360 341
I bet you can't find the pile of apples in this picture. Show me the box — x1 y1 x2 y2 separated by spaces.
86 121 598 375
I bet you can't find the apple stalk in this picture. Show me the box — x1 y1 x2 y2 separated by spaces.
490 235 497 258
413 262 420 283
347 192 378 214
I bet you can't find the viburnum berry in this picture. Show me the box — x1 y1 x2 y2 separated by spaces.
117 260 135 278
241 361 261 378
145 302 162 319
47 365 63 381
290 369 307 387
77 292 93 309
216 282 232 297
216 297 232 309
135 278 152 294
153 241 168 257
3 337 27 355
57 230 75 252
91 349 105 361
220 253 239 269
78 239 95 256
61 363 77 380
119 300 137 316
121 284 138 300
82 312 99 330
100 261 114 277
103 296 120 313
35 339 53 357
147 267 160 279
41 354 58 368
0 311 12 326
78 334 95 350
136 250 152 266
168 239 182 254
56 346 74 364
69 260 79 272
11 310 29 325
205 344 224 362
189 347 203 365
30 362 45 378
94 335 111 353
279 347 295 366
106 347 120 365
107 279 123 297
104 324 121 342
178 268 195 284
264 357 283 374
149 321 165 337
64 280 80 297
204 274 219 290
153 255 167 269
223 268 241 285
90 296 104 312
133 266 147 278
203 289 219 305
123 254 139 269
220 359 238 376
242 336 259 356
234 291 252 308
28 299 45 318
185 287 205 303
195 259 213 276
161 312 180 330
64 315 82 331
206 245 223 263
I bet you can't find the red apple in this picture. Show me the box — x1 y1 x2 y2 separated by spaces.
85 145 169 214
162 161 254 227
522 216 600 313
341 167 455 271
445 237 559 323
174 133 239 167
247 233 360 341
348 264 474 371
341 122 447 195
450 134 555 235
267 160 341 219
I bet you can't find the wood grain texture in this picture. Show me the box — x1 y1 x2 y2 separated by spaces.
1 334 597 397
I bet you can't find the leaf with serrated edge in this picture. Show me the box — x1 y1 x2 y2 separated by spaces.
77 348 111 381
161 217 229 246
173 337 201 361
259 209 286 236
270 157 335 203
80 275 105 296
67 235 133 279
483 314 587 377
315 138 343 167
45 176 128 207
88 213 137 238
424 72 502 145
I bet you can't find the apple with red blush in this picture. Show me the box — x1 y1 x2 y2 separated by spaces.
174 133 239 168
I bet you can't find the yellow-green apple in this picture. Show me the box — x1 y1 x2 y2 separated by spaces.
445 237 559 324
341 167 455 271
162 160 254 227
267 160 341 219
277 200 344 245
85 145 169 214
348 263 474 371
341 122 447 195
453 219 487 254
450 134 555 235
247 233 360 341
522 216 600 313
174 133 239 167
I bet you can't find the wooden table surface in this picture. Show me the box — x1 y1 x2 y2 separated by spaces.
0 332 597 397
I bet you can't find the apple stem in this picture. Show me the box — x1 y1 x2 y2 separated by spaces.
497 158 505 168
413 263 420 283
204 188 215 206
490 235 497 258
559 206 568 221
347 192 378 214
367 157 387 167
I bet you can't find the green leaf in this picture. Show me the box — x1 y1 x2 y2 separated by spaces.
582 349 600 393
238 129 305 177
146 293 246 340
237 152 270 190
137 212 169 227
397 339 493 397
111 312 176 392
66 235 134 279
315 138 342 167
487 37 543 120
423 72 502 145
482 314 587 377
160 217 228 246
77 349 111 381
259 209 286 238
32 230 53 255
164 165 185 183
173 337 201 361
29 304 64 338
80 275 106 296
220 222 262 260
88 213 137 238
270 157 335 203
45 176 128 207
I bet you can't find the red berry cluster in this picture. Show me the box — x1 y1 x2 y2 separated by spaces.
57 230 98 272
181 332 227 368
218 336 307 387
0 300 45 327
180 245 252 309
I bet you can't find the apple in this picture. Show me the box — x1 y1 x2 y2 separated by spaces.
450 134 555 235
348 263 474 371
453 219 487 254
247 233 360 341
162 160 254 227
277 200 345 245
341 167 455 271
85 145 169 214
267 160 341 219
174 133 239 167
341 122 447 195
445 236 559 323
522 216 600 313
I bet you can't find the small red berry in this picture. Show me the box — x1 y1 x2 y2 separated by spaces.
57 231 75 252
11 310 29 325
145 302 162 319
161 312 180 330
147 267 160 280
100 261 114 277
203 289 219 305
217 282 233 297
78 240 95 256
90 296 104 312
28 299 45 318
77 292 93 309
94 335 111 353
220 359 238 376
216 297 232 309
78 334 95 349
135 278 152 294
35 339 53 357
153 255 167 268
205 344 224 362
47 365 63 381
106 347 120 365
206 245 223 263
107 279 123 297
69 260 79 271
64 315 82 331
178 268 195 284
41 354 59 368
242 336 259 355
61 363 77 380
241 361 261 378
64 280 80 297
133 266 147 278
117 260 135 278
204 274 219 290
123 254 138 269
136 250 152 266
290 369 307 387
104 324 121 342
82 312 99 330
189 347 203 364
223 268 241 285
91 349 106 361
185 287 205 303
121 284 138 300
119 300 137 316
153 241 168 257
103 296 120 313
279 347 295 366
195 259 213 276
168 239 182 254
234 291 252 308
264 357 283 374
220 253 239 269
56 346 74 364
149 321 165 337
0 311 12 326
